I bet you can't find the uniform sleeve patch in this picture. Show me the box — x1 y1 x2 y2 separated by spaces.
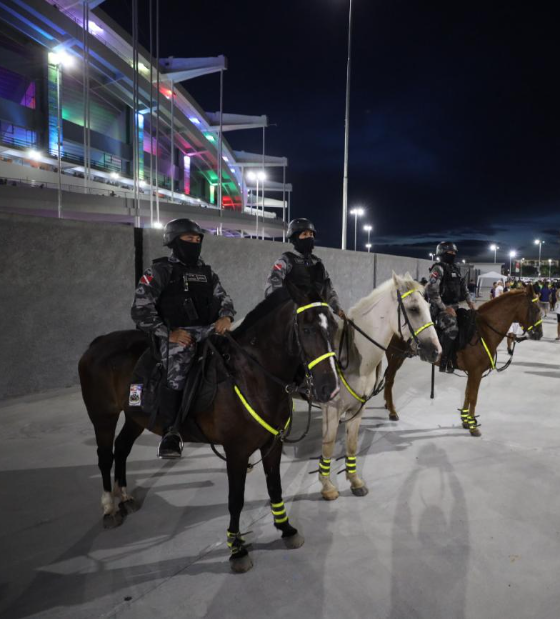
273 263 283 271
140 274 153 285
430 271 440 279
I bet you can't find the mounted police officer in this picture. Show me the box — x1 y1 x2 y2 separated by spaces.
131 218 235 458
265 218 346 318
425 241 475 373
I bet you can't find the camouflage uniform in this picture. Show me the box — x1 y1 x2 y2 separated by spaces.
265 251 342 314
425 262 470 340
131 255 235 390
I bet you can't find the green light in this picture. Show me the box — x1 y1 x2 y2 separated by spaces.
205 133 215 142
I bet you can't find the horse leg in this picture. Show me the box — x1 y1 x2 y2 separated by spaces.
384 339 407 420
224 447 253 573
92 415 123 529
344 410 368 497
113 414 145 515
260 439 304 549
462 370 483 437
319 403 341 501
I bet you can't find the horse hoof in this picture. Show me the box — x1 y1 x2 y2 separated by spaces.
119 498 138 515
389 413 399 421
469 428 481 437
103 511 124 529
321 489 339 501
283 533 305 549
351 485 369 497
230 553 253 573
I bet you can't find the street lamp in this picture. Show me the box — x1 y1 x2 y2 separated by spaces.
363 223 372 249
349 207 364 251
548 258 552 278
341 0 354 250
48 50 74 219
534 239 544 276
509 250 516 275
365 243 372 253
489 244 499 263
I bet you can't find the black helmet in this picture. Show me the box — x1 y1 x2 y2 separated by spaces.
287 218 316 240
436 241 458 256
163 218 204 246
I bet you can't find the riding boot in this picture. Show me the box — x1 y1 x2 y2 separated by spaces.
439 336 455 373
158 386 183 459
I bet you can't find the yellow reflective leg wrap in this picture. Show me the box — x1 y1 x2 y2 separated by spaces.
270 501 288 524
459 408 470 423
227 530 246 554
345 456 357 475
319 457 331 477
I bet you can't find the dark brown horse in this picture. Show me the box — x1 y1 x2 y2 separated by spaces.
78 285 339 572
382 285 543 436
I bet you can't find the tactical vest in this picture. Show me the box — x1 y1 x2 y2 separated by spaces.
432 261 463 305
154 258 218 329
284 252 327 297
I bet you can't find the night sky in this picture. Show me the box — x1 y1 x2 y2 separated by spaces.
102 0 560 264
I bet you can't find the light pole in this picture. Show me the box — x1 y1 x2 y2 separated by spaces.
534 239 544 276
490 244 499 263
509 250 516 276
349 207 364 251
520 258 524 279
365 243 372 253
257 169 266 239
363 224 372 249
49 50 74 218
429 252 434 262
341 0 354 250
548 258 552 278
246 171 258 235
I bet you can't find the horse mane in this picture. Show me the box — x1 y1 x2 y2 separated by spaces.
349 274 420 317
232 286 321 337
478 289 526 313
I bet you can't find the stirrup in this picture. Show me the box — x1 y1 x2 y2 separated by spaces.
157 431 184 459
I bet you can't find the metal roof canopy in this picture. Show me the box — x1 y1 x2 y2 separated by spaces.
159 56 227 82
206 113 268 132
232 151 287 167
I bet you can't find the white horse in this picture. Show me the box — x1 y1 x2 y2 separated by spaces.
318 273 441 500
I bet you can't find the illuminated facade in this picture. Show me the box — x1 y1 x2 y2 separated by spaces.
0 0 290 234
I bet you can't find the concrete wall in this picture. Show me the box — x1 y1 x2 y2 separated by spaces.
1 213 435 399
0 213 134 399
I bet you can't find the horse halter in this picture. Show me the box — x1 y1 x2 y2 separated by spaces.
293 302 336 375
521 296 543 335
397 289 434 350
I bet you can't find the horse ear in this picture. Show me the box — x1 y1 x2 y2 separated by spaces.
526 283 535 297
392 271 401 288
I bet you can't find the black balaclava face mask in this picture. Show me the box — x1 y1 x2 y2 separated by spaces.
292 235 315 256
173 239 202 265
441 252 456 264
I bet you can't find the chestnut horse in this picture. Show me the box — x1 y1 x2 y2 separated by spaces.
78 285 338 573
382 285 543 436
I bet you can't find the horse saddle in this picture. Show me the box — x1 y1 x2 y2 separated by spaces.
128 335 230 431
